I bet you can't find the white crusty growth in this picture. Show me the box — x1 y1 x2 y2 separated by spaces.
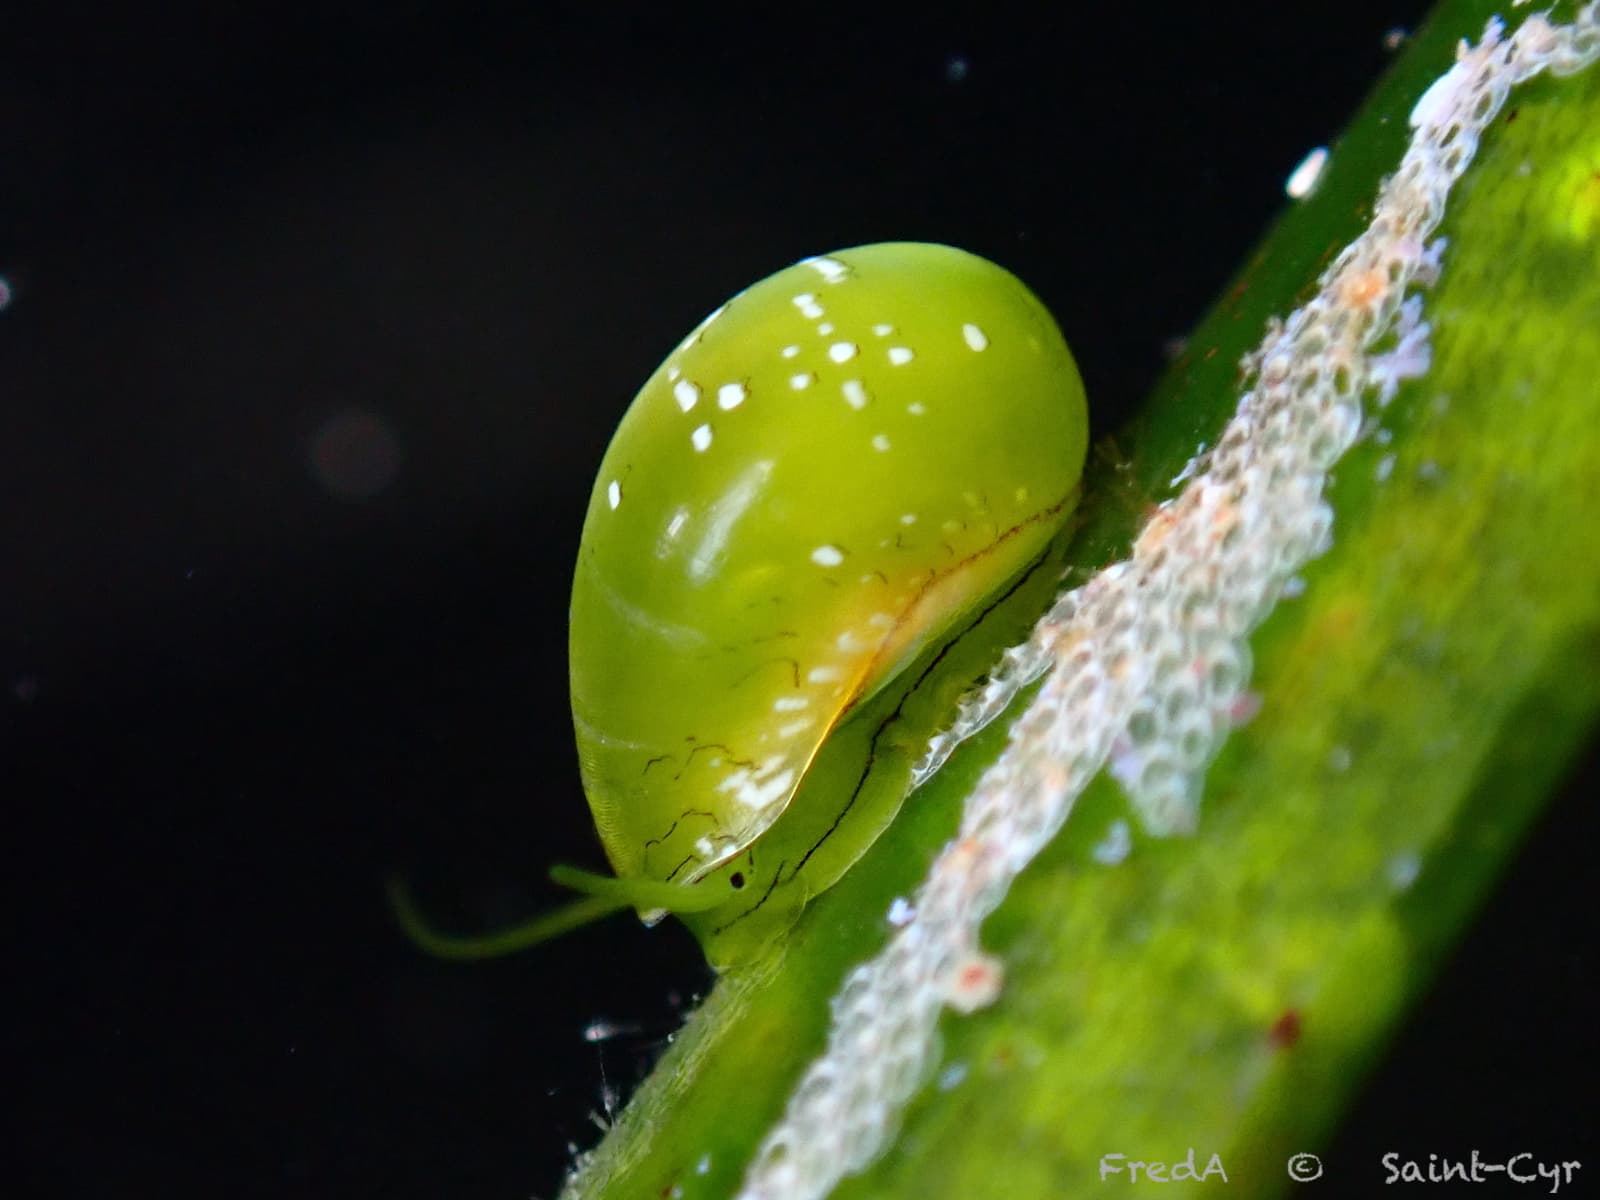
726 9 1600 1200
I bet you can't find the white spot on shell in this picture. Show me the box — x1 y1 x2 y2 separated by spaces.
961 323 989 352
899 513 917 525
725 767 795 811
836 630 870 652
606 480 622 510
790 373 815 391
807 665 844 683
781 344 801 359
664 508 689 540
871 323 895 337
694 836 713 856
887 346 915 366
803 255 850 283
817 322 835 336
673 379 700 412
907 402 926 415
886 897 916 927
828 342 858 364
667 365 681 382
867 612 895 629
772 696 810 712
810 544 845 567
691 424 713 452
792 293 825 320
841 380 869 410
718 382 748 410
778 719 816 739
872 434 892 452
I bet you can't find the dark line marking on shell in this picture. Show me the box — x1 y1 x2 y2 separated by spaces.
641 807 724 874
733 656 802 691
678 741 757 782
709 493 1071 936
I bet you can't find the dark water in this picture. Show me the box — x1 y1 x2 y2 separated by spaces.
3 3 1590 1196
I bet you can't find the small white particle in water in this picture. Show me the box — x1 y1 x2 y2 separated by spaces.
1090 819 1132 866
810 545 845 567
900 513 917 525
828 342 858 363
782 344 801 359
1281 574 1307 598
888 346 914 366
842 380 869 409
807 665 844 683
804 255 850 283
1327 745 1353 772
961 323 988 351
872 434 891 452
1286 146 1330 200
1374 427 1394 446
1386 852 1421 891
1374 453 1396 482
887 897 916 927
907 402 926 416
607 480 622 510
1382 26 1409 52
871 323 895 337
1417 460 1442 482
696 1154 713 1176
673 379 699 412
790 373 815 391
583 1018 641 1043
691 424 713 452
773 696 809 712
937 1062 968 1091
718 382 747 410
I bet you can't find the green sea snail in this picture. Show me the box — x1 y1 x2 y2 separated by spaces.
393 242 1088 969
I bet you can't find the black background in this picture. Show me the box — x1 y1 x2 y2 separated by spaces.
3 3 1592 1197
